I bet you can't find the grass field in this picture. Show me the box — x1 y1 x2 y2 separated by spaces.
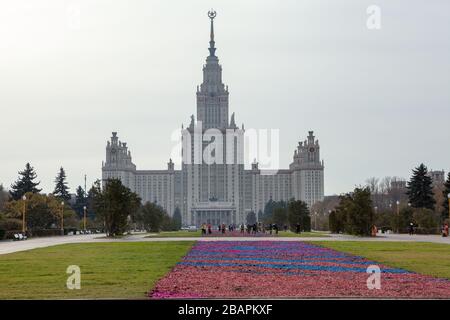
146 230 202 237
315 241 450 279
278 231 329 238
2 240 449 299
145 230 329 238
0 242 194 299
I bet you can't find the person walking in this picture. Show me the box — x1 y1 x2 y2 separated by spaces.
443 223 449 237
207 223 212 235
371 225 378 237
201 223 206 236
408 222 414 236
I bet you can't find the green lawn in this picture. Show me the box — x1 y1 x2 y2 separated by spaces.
0 241 194 299
146 230 202 237
314 241 450 279
278 231 329 238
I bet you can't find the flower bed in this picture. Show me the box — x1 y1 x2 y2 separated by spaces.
150 241 450 298
202 230 278 237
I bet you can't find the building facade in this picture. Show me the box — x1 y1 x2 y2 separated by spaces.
102 11 324 226
428 170 445 186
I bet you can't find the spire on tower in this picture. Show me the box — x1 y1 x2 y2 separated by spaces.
208 10 217 57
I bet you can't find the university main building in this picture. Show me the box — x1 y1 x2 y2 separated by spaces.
102 12 324 226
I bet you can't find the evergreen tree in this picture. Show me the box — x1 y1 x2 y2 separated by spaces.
10 163 42 200
246 211 257 225
172 207 182 230
53 167 71 201
262 199 287 223
287 200 310 232
273 207 288 226
92 179 141 237
406 164 435 210
442 173 450 222
344 187 374 236
135 202 165 232
72 186 87 218
257 210 263 221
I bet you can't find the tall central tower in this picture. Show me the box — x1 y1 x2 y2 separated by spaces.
181 10 244 226
196 10 229 129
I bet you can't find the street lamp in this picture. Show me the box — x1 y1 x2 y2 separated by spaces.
396 200 400 233
60 201 64 236
22 195 27 234
83 206 87 231
314 211 318 231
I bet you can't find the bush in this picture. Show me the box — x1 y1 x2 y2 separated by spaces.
330 187 374 236
0 229 5 240
30 229 64 237
412 208 440 234
0 218 22 231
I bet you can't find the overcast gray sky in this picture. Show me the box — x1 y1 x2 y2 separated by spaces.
0 0 449 195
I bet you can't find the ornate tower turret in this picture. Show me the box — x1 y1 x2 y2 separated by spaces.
196 10 230 129
290 131 324 208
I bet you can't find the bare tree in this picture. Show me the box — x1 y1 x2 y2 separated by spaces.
0 184 9 212
379 176 393 195
365 177 380 194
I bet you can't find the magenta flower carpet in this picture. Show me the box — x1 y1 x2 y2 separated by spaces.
150 241 450 299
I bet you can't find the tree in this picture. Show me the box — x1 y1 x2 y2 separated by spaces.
257 210 263 222
0 184 9 212
10 163 42 200
161 212 177 231
136 202 165 232
287 200 310 231
262 199 287 224
331 187 374 236
53 167 71 201
406 164 435 210
4 192 78 232
272 208 287 226
345 187 374 236
442 173 450 222
246 211 257 225
92 179 141 237
72 186 87 218
413 208 440 234
172 207 182 230
328 210 344 233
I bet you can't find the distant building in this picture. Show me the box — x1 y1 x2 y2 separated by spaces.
428 170 445 186
391 180 407 190
102 12 325 226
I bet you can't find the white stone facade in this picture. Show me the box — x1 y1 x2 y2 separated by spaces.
102 13 324 226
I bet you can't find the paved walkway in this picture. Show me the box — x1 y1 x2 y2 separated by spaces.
1 232 449 255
